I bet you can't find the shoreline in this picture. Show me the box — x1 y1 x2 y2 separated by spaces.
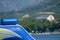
30 32 60 35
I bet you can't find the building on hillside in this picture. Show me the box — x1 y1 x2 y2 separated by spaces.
36 12 55 21
47 15 55 22
22 14 30 18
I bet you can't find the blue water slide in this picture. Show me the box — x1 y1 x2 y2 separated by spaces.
0 18 35 40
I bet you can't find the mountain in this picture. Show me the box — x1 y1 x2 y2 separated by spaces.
0 0 60 18
0 0 43 12
16 0 60 14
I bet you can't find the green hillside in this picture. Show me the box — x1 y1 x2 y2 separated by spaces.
18 0 60 14
0 0 60 18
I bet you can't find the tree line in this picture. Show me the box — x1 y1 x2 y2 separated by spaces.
18 18 60 33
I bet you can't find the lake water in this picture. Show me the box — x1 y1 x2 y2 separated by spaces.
32 34 60 40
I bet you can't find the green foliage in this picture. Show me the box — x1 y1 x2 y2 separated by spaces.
54 14 60 19
18 18 60 33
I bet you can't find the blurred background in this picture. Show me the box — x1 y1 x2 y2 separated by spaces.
0 0 60 40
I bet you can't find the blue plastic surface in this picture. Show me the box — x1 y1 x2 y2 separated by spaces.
0 25 35 40
1 18 18 25
0 18 35 40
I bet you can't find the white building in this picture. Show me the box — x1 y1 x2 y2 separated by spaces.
47 15 55 22
36 12 55 21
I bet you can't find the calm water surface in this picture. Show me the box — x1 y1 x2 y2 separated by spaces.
32 34 60 40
